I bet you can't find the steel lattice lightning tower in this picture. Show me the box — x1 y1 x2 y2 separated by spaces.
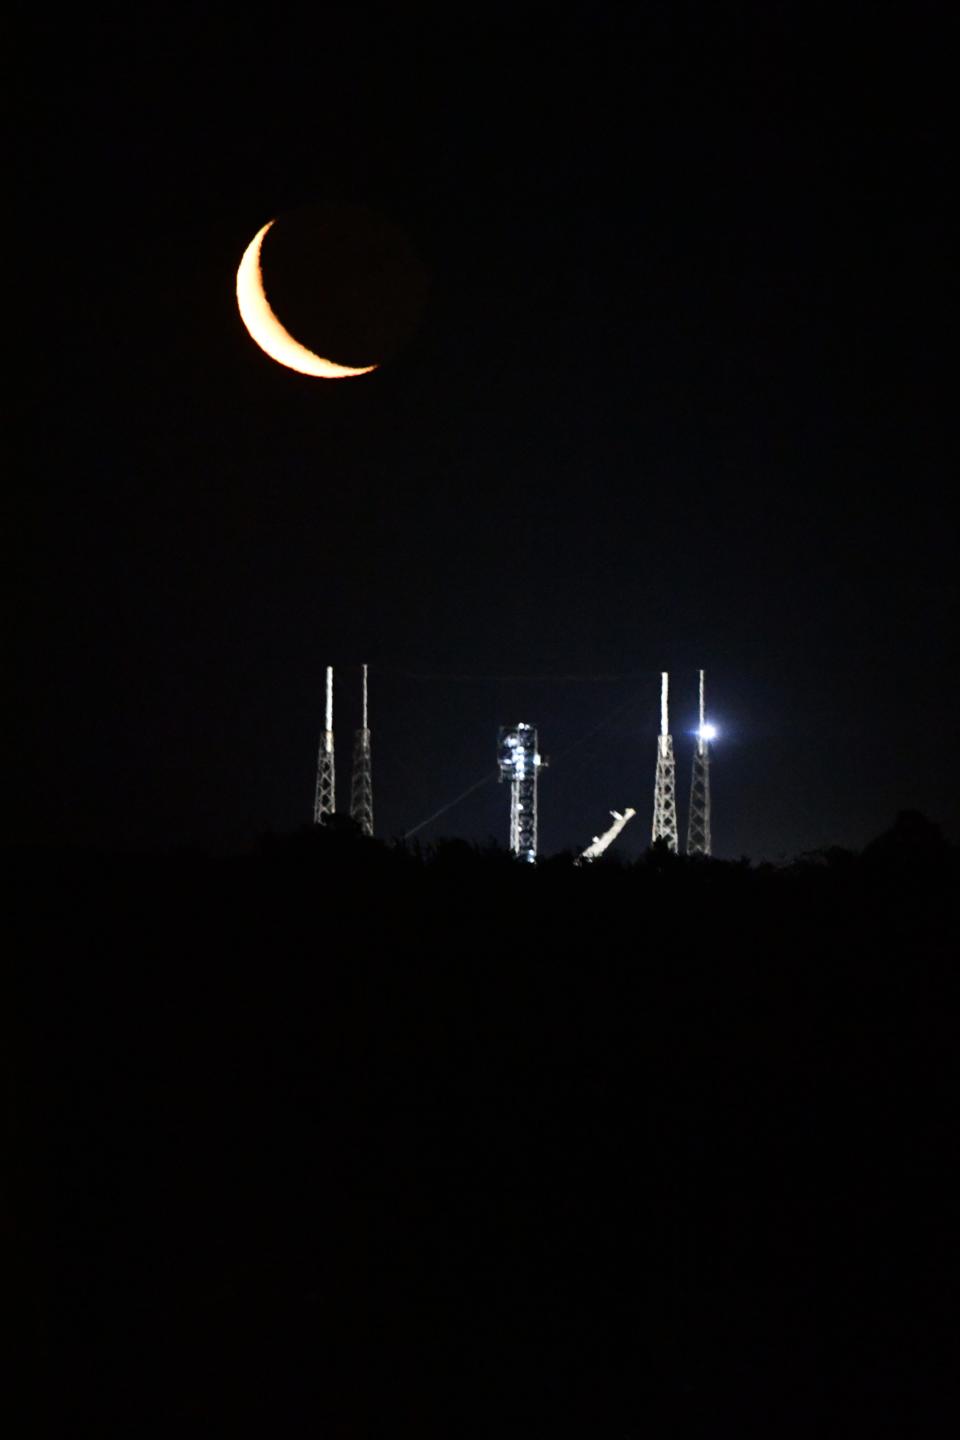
313 665 336 822
651 671 679 850
350 663 374 837
686 669 712 856
497 724 543 862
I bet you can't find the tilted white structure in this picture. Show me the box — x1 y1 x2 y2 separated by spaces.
580 807 637 862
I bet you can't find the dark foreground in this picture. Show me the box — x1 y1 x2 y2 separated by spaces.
5 814 957 1436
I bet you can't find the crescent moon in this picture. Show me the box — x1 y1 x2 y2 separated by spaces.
236 220 378 379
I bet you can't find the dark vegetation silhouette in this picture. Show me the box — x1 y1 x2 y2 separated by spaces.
5 813 957 1436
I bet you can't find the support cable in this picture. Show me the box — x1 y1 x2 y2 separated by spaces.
402 771 498 840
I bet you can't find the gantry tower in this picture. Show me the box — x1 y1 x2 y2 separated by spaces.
686 668 712 856
497 723 543 862
350 663 374 837
313 665 336 822
651 671 679 850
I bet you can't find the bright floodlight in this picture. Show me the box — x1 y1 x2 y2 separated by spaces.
699 723 717 742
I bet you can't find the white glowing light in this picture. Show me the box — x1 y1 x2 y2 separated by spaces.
699 723 718 742
236 220 378 379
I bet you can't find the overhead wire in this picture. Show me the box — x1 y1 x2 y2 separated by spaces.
401 687 645 841
380 665 650 684
402 770 499 840
547 690 643 769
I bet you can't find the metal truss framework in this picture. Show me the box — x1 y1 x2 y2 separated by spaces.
350 663 374 837
686 669 712 856
652 671 679 851
313 665 336 822
498 723 542 862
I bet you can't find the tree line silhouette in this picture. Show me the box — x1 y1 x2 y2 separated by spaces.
5 811 956 1435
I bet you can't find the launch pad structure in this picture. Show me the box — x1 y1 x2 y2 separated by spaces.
651 671 679 851
686 668 712 856
311 666 715 859
497 723 543 863
580 807 637 862
350 663 374 837
313 664 375 835
313 665 336 823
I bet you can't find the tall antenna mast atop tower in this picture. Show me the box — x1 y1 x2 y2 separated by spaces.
651 671 679 850
350 663 374 836
686 668 712 856
313 665 336 822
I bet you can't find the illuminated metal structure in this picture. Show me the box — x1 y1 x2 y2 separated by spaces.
497 723 543 862
651 671 679 850
350 663 374 837
686 668 713 856
313 665 336 822
580 806 637 862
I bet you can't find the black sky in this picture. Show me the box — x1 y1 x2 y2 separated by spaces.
9 10 955 859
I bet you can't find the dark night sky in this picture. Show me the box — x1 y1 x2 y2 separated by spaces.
9 10 955 860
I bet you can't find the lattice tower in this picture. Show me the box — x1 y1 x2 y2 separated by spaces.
313 665 336 822
686 668 712 856
497 724 543 862
350 663 374 837
652 671 679 850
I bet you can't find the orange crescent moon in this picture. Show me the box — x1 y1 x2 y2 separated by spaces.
236 220 378 379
